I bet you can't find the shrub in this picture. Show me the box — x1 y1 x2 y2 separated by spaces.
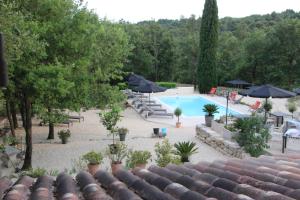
203 104 219 116
174 107 182 123
117 82 128 90
58 129 71 143
286 101 297 117
106 142 128 164
126 150 151 169
3 136 18 145
174 141 198 162
22 168 47 178
262 100 272 112
234 116 271 157
154 139 180 167
156 82 177 89
82 151 103 165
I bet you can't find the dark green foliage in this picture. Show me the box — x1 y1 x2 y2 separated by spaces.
156 82 177 88
82 151 103 165
234 116 271 157
262 100 272 112
174 107 182 123
198 0 219 93
126 150 151 169
203 104 219 116
174 141 198 162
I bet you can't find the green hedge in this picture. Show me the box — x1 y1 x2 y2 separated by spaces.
156 82 177 89
117 82 128 90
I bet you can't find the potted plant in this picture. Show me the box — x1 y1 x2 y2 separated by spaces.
82 151 103 175
118 127 128 141
100 105 122 153
174 107 182 128
57 129 71 144
263 100 272 113
106 142 128 174
126 150 151 169
286 100 297 118
174 141 198 163
203 104 219 127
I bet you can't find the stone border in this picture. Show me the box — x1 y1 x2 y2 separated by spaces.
196 124 248 158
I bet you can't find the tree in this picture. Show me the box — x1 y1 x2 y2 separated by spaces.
197 0 219 93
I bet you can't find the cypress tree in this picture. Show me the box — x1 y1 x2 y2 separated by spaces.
198 0 219 93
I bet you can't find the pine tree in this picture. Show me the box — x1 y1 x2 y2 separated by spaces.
198 0 219 93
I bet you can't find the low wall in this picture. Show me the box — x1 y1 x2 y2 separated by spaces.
211 120 237 140
196 124 248 158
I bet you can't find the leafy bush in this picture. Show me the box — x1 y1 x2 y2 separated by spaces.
0 144 5 152
126 150 151 169
154 139 180 167
106 142 128 164
156 82 177 88
3 136 18 145
262 100 272 112
22 168 47 178
117 82 128 90
174 107 182 123
58 129 71 144
118 127 129 135
234 116 271 157
82 151 103 165
203 104 219 116
174 141 198 162
286 101 297 117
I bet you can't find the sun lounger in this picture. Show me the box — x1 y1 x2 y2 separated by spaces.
136 103 161 109
209 87 217 95
145 110 173 118
249 101 261 112
132 99 155 105
68 115 84 122
139 106 167 114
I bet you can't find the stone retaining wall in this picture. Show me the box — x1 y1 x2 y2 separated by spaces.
196 124 248 158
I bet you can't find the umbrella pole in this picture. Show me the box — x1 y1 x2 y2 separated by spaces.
225 91 229 126
149 93 151 103
264 98 268 123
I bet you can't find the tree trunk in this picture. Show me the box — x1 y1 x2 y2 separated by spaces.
10 101 18 129
20 101 26 128
6 100 15 137
47 107 55 139
22 94 32 170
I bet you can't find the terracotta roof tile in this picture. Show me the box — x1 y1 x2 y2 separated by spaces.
2 156 300 199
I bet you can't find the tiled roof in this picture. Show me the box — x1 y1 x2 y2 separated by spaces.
1 155 300 200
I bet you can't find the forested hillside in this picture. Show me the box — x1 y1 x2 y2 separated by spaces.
123 9 300 89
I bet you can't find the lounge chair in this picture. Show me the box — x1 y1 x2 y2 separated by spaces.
132 99 155 105
136 103 162 109
209 87 217 95
249 101 261 112
145 109 173 118
68 115 84 122
138 105 167 114
233 96 244 104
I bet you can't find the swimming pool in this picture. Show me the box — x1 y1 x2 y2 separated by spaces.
158 96 241 118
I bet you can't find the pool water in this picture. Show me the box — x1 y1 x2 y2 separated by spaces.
158 96 240 118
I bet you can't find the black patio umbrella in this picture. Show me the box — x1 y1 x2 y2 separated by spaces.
226 79 251 89
127 73 146 86
239 84 296 121
133 80 167 102
293 88 300 95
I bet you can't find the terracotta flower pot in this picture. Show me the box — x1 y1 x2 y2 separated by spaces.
88 163 100 176
135 163 146 169
176 122 181 128
111 162 123 174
